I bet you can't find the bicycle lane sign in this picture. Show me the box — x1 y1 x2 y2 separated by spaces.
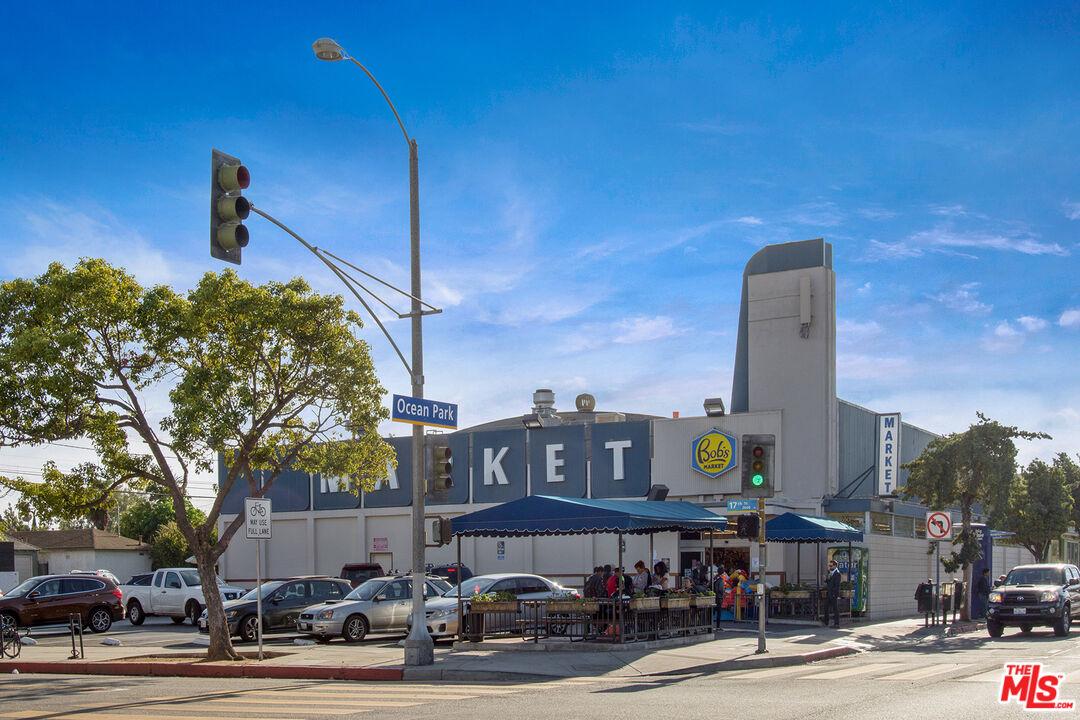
245 497 272 540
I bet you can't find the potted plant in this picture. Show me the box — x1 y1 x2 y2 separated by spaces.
690 590 715 607
661 593 691 610
471 590 518 613
630 592 659 611
547 593 588 614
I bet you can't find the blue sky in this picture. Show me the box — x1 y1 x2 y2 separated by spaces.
0 2 1078 499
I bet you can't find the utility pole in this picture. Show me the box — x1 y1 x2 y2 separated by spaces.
756 497 767 653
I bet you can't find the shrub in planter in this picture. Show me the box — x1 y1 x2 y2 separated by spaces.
471 591 518 613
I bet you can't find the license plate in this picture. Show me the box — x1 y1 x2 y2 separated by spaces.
300 623 311 630
198 620 207 629
1013 607 1027 615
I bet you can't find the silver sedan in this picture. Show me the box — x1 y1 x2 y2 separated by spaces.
296 575 450 642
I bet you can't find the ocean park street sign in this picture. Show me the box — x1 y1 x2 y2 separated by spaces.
392 394 458 430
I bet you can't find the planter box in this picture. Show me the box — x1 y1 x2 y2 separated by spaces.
690 595 714 607
774 591 812 599
474 601 518 613
661 596 691 610
547 601 584 613
840 590 853 599
630 597 660 611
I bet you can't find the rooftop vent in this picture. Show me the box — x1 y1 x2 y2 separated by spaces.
532 388 556 417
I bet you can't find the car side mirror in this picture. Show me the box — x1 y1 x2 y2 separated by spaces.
27 591 39 600
373 595 386 602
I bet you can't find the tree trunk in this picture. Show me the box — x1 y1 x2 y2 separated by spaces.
960 502 972 622
193 542 240 661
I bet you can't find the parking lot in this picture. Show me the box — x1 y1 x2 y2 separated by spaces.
22 615 414 650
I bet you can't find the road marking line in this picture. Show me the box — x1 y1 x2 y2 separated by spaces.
727 666 818 679
187 688 481 702
879 664 973 681
308 683 522 695
960 669 1007 683
162 696 421 708
797 663 899 680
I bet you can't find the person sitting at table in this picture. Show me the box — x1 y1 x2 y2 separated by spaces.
653 561 672 592
632 561 651 593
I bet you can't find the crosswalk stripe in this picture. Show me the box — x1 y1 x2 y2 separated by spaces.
797 663 899 680
727 665 817 679
309 683 519 695
879 664 973 681
960 669 1008 683
147 695 419 708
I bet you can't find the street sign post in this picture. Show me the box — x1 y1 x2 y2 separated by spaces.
245 497 272 660
926 510 951 625
391 394 458 430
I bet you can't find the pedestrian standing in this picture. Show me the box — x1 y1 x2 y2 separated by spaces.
975 568 991 619
823 560 841 628
583 566 604 599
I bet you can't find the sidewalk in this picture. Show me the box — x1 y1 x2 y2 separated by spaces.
0 616 984 682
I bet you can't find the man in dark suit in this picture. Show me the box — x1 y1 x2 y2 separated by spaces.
823 560 841 628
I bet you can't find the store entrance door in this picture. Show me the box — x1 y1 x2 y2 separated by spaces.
680 551 702 579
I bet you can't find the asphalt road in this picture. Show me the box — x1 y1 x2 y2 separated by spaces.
5 627 1079 720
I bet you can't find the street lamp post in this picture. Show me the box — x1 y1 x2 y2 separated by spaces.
313 37 434 666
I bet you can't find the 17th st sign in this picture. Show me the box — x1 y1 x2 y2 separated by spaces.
392 393 458 430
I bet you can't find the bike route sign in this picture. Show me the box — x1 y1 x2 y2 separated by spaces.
245 497 272 540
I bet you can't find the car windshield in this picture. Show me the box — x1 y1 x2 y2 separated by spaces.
240 580 285 601
430 578 452 594
179 570 201 587
345 579 386 601
444 577 498 597
3 578 41 598
1006 568 1065 586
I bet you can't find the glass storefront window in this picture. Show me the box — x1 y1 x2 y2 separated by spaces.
894 515 915 538
826 512 863 530
870 512 892 535
915 517 926 537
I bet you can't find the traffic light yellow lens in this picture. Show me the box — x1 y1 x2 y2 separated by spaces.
752 474 764 486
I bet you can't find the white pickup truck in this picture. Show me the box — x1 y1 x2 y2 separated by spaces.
120 568 246 625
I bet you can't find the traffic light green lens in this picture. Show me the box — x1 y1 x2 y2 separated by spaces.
752 474 764 486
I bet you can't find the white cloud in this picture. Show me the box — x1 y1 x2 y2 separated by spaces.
734 216 764 226
1060 308 1080 328
4 198 182 286
856 207 898 221
1063 201 1080 221
864 240 923 260
929 204 968 217
930 283 992 315
1016 316 1048 332
856 282 873 296
612 315 684 344
908 227 1066 257
787 201 844 228
837 319 883 343
981 321 1023 353
837 353 914 381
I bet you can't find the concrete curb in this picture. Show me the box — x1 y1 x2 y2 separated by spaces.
0 660 403 681
649 644 859 676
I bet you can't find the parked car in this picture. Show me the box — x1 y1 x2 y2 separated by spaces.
296 574 451 643
339 563 384 588
987 563 1080 638
0 574 123 633
408 573 579 639
198 576 352 642
71 569 122 586
428 563 474 586
121 568 246 626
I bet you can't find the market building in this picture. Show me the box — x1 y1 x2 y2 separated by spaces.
217 238 1033 620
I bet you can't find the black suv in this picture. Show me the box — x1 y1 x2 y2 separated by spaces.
198 576 353 642
986 563 1080 637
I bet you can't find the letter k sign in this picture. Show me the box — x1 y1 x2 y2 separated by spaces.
484 447 509 485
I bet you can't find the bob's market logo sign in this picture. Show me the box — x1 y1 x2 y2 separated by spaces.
690 428 738 479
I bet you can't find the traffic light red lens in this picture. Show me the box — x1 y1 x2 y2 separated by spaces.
236 165 250 189
753 446 764 458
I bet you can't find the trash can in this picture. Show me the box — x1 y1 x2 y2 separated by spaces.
915 581 935 613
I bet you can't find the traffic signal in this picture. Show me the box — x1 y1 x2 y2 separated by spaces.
210 149 251 265
432 443 453 491
741 434 775 498
736 514 760 539
430 517 452 546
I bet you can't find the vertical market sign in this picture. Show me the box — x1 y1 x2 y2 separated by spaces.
690 428 738 479
876 413 901 496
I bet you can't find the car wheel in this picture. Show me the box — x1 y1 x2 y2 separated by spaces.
987 621 1004 638
186 601 202 625
342 614 368 643
239 614 259 643
1053 606 1071 637
1020 624 1033 634
88 607 113 633
170 616 186 625
127 602 145 626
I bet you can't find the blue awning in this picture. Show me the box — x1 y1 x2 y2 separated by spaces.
766 512 863 543
450 495 727 538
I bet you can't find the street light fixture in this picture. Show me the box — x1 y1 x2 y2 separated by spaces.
313 36 434 667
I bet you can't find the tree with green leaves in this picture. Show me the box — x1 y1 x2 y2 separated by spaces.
0 504 32 533
1060 453 1080 535
150 521 191 569
901 412 1048 620
119 494 206 544
0 260 393 660
0 461 132 530
1003 458 1074 562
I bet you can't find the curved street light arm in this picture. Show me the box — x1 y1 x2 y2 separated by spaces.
344 56 411 146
